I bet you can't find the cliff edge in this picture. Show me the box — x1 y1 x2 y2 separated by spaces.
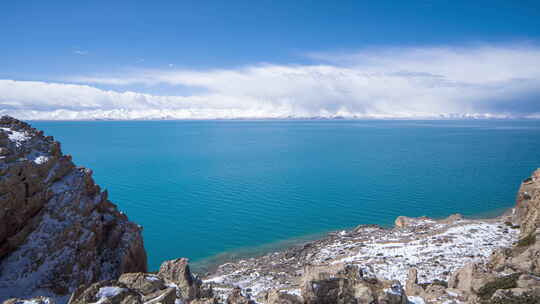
0 116 147 301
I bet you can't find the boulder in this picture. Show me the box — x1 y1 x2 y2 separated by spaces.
2 297 55 304
226 287 255 304
508 240 540 274
142 287 177 304
394 216 432 229
516 274 540 289
448 262 495 294
118 273 165 295
260 289 301 304
158 258 203 301
300 264 398 304
491 287 540 303
191 298 219 304
514 169 540 238
377 281 407 304
404 268 423 296
67 281 142 304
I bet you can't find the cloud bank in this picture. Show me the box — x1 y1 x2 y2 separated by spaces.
2 45 540 120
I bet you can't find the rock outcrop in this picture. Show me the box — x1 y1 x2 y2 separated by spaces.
158 258 205 301
400 169 540 303
301 264 407 304
0 116 147 302
67 258 217 304
514 168 540 238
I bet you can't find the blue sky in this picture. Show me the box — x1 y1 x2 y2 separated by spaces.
1 1 540 119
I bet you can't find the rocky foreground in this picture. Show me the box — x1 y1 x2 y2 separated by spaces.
2 116 540 303
0 117 146 302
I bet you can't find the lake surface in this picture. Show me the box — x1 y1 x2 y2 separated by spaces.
32 120 540 271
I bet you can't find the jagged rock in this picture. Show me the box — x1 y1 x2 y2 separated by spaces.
377 282 407 304
405 268 423 296
2 296 55 304
142 287 176 304
191 298 219 304
67 280 142 304
118 273 165 295
516 274 540 289
508 240 540 274
0 116 147 301
300 264 404 304
66 259 214 304
158 258 203 301
394 216 431 228
491 287 540 303
226 287 254 304
395 214 462 229
514 168 540 238
448 262 495 294
259 289 301 304
488 247 513 270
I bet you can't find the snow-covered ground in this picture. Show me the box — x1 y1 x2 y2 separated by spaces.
1 127 30 146
202 215 518 301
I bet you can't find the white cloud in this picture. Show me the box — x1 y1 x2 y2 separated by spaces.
2 44 540 120
73 50 89 56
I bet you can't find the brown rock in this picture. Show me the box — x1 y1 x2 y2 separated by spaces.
516 274 540 289
377 281 407 304
142 287 177 304
0 117 147 300
67 281 142 304
118 273 165 295
191 298 219 304
301 264 391 304
448 262 495 294
514 169 540 238
2 297 55 304
405 268 423 296
158 258 202 301
260 289 301 304
226 287 255 304
394 216 432 228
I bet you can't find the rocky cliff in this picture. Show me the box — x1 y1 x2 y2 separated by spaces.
0 116 147 302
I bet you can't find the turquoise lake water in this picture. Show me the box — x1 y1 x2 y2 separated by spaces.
32 120 540 271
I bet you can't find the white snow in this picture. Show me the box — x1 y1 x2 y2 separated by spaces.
143 290 169 304
284 289 302 297
204 217 518 300
329 221 517 284
146 275 161 282
407 296 426 304
33 155 49 165
21 300 52 304
1 127 30 146
92 286 126 304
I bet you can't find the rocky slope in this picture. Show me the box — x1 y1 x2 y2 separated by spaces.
3 116 540 304
0 116 147 302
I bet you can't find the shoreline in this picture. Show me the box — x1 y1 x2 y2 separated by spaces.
190 206 514 276
201 211 519 301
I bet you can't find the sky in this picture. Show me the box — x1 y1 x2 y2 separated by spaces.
1 0 540 120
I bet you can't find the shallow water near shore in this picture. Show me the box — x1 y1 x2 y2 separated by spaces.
31 120 540 271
